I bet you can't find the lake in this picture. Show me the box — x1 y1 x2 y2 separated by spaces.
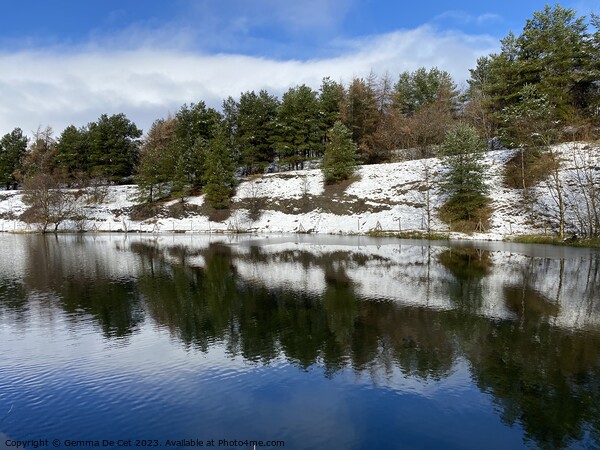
0 234 599 449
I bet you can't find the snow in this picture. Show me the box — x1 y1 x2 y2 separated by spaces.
0 231 597 331
0 142 598 239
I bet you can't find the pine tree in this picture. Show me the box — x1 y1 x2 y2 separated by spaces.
236 90 279 174
0 128 28 189
393 67 458 115
87 114 142 182
204 125 235 209
475 5 597 133
322 121 359 184
439 123 490 228
318 77 343 135
274 85 322 170
55 125 89 182
517 5 593 119
173 102 222 188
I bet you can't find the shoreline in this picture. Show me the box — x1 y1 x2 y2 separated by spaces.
1 144 599 247
1 226 598 249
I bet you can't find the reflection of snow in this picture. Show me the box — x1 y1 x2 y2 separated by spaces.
0 234 598 331
228 236 600 330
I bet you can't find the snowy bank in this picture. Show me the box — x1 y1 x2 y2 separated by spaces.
0 143 598 239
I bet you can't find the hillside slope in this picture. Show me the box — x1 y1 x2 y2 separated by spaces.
0 143 598 239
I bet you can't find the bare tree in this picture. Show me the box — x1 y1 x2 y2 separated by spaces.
420 161 435 235
544 147 566 238
567 144 600 237
20 127 78 233
22 172 77 233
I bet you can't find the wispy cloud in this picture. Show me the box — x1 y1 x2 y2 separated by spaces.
181 0 356 34
433 11 503 27
0 25 497 136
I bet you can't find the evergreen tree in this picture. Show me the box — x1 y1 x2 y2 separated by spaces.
222 96 239 162
439 123 490 228
393 67 458 115
322 121 359 184
236 90 279 173
318 77 344 135
274 85 322 170
517 5 593 119
0 128 28 189
590 14 600 118
87 114 142 182
173 102 222 188
55 125 89 181
481 32 523 116
500 84 557 149
464 57 494 138
204 125 235 209
474 5 598 133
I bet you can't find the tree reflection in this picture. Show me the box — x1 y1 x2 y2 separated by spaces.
17 235 144 338
439 247 491 313
2 235 600 449
467 316 600 449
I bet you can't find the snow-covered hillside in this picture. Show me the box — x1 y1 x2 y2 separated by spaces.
0 143 598 239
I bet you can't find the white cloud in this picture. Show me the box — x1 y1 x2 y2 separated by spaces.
433 11 503 26
0 25 498 136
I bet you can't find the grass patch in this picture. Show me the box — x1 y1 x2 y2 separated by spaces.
439 198 492 233
367 230 450 240
509 234 600 248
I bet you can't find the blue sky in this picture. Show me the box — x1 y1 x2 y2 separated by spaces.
0 0 596 135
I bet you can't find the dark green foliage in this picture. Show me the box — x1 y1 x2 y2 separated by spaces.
322 121 359 184
471 4 599 134
394 67 458 115
318 77 344 137
517 5 594 118
0 128 28 189
221 96 239 159
499 85 560 191
439 124 490 228
173 102 222 188
274 85 322 170
236 90 279 173
55 125 89 181
467 56 492 95
86 113 142 182
204 125 235 209
499 84 557 148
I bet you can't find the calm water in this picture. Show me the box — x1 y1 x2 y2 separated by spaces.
0 234 599 450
